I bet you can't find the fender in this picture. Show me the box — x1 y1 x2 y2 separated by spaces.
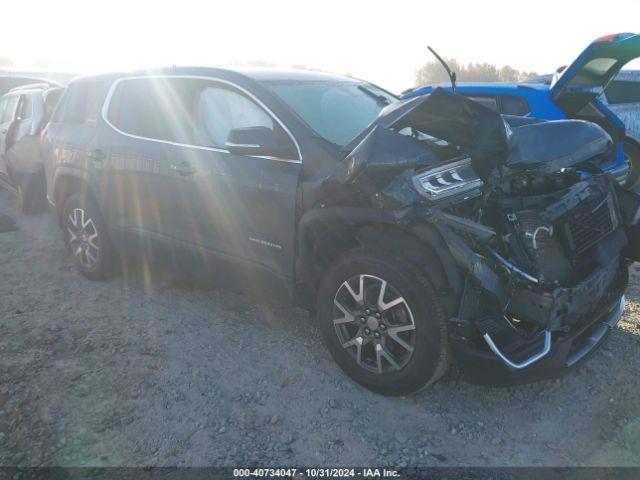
295 207 463 303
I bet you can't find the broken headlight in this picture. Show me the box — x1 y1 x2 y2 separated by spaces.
413 157 483 201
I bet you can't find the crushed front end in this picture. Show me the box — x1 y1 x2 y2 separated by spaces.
328 88 640 385
440 171 631 385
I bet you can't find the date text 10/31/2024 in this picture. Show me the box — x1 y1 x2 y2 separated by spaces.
233 468 401 478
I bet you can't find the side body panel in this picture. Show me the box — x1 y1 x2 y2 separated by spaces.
94 74 306 299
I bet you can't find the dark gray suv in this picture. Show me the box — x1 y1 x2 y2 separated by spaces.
42 67 640 395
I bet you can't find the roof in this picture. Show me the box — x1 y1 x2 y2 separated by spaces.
404 81 550 97
69 66 358 86
229 67 359 83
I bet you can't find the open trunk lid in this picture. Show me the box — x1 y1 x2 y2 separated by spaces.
550 33 640 113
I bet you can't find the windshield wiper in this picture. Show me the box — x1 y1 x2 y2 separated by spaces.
358 85 391 107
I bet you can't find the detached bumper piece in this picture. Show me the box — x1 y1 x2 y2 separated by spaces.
452 295 626 386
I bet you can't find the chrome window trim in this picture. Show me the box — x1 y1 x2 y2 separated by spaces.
101 75 302 164
225 142 261 149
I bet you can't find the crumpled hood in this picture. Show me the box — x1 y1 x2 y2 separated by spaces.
337 88 612 186
504 119 612 172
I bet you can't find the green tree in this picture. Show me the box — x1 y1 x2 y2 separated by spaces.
415 59 537 86
466 62 499 81
499 65 519 82
415 58 462 85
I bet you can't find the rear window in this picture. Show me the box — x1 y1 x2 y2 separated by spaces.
466 96 498 111
499 95 531 116
605 80 640 104
52 81 106 124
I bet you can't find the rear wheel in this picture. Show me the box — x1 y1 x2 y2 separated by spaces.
317 248 449 395
62 193 115 280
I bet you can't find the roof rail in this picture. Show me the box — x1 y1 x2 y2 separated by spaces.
7 82 57 93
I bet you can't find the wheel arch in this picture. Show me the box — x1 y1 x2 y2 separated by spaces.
295 207 462 314
52 169 96 221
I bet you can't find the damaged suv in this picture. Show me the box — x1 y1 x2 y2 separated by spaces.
42 68 640 395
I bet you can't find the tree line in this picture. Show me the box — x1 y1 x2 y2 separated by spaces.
415 58 538 85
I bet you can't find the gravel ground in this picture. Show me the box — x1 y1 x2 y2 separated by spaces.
0 187 639 468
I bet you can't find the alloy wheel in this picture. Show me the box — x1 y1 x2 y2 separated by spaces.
333 274 416 374
66 208 100 269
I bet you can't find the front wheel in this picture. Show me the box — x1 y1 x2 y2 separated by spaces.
316 248 449 395
62 192 115 280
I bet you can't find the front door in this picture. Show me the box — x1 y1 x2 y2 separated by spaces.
166 80 301 289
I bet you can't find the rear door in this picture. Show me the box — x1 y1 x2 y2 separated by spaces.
0 94 19 179
45 81 108 208
3 93 41 181
10 94 35 145
98 77 192 256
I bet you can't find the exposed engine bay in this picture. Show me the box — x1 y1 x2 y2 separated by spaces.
317 88 640 384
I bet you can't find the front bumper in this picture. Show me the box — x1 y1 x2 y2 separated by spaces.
452 294 626 386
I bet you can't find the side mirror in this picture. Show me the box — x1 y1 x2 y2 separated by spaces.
225 126 281 157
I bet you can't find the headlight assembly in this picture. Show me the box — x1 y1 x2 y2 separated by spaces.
413 157 483 201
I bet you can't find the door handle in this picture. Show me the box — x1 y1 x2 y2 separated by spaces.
87 149 106 161
170 162 196 176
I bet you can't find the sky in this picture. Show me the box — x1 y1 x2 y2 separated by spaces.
1 0 640 93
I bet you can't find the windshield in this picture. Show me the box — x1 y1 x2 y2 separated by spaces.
266 80 397 146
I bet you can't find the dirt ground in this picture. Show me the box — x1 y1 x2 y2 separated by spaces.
0 187 639 468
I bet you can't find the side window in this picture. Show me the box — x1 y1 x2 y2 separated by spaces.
17 95 32 120
499 95 531 116
466 96 499 112
106 77 297 158
0 96 19 123
605 80 640 105
107 78 194 144
194 86 274 148
53 81 106 124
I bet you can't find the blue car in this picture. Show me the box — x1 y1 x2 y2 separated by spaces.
403 33 640 191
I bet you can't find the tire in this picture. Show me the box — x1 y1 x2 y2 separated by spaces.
624 139 640 192
316 248 449 395
62 192 115 280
